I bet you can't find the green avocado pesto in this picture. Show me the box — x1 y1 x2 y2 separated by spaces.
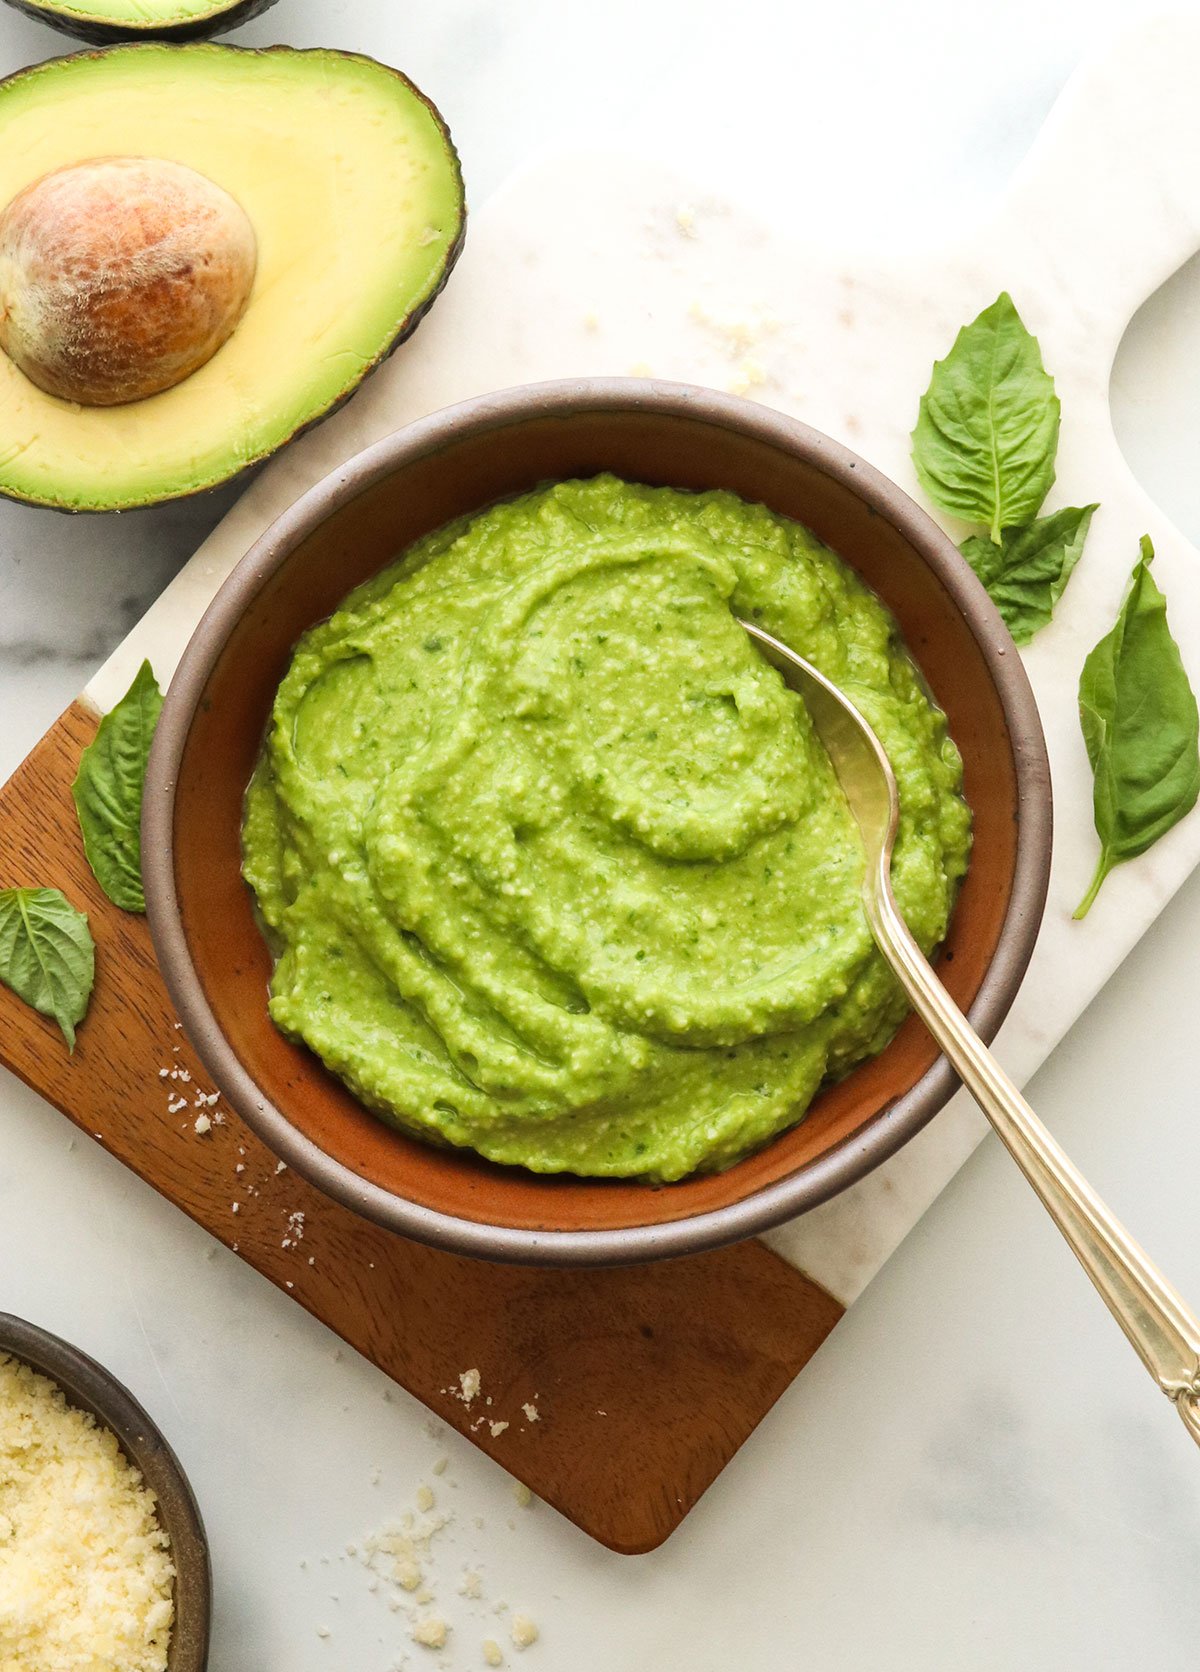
242 476 971 1182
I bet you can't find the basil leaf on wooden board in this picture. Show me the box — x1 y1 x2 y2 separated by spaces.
71 659 162 913
0 887 94 1050
912 292 1060 543
1075 536 1200 919
960 504 1097 645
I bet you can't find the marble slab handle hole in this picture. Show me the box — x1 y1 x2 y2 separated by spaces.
1110 251 1200 549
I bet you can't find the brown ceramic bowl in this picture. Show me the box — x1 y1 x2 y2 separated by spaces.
0 1313 211 1669
144 379 1051 1266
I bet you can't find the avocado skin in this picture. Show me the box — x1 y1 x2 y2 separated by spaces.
0 43 468 514
1 0 280 45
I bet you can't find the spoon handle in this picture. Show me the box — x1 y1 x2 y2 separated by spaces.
869 870 1200 1444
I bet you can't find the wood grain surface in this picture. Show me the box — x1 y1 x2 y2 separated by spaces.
0 699 844 1553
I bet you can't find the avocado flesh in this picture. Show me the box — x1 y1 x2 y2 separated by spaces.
0 45 465 512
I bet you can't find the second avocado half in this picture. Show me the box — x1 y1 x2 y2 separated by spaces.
1 0 279 46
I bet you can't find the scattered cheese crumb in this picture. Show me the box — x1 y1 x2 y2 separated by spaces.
488 1421 508 1438
521 1403 539 1423
512 1482 533 1508
411 1616 448 1649
415 1484 435 1513
460 1569 482 1599
511 1614 539 1649
231 1202 240 1215
431 1455 448 1476
275 1160 287 1174
193 1114 211 1136
396 1557 422 1591
483 1640 504 1667
456 1368 481 1406
0 1355 175 1671
728 358 767 396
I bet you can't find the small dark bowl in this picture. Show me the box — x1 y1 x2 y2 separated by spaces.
0 1313 210 1670
144 379 1052 1266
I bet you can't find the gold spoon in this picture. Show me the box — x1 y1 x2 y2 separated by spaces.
742 618 1200 1445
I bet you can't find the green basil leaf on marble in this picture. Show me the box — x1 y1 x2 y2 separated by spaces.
0 887 94 1050
71 660 162 913
1075 536 1200 919
960 504 1097 645
912 292 1060 543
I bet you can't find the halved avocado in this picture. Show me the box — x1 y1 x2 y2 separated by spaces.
0 44 465 511
2 0 278 47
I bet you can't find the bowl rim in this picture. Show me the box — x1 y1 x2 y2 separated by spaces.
0 1311 211 1670
144 376 1052 1267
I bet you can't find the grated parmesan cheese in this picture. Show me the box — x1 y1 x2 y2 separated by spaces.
0 1354 175 1671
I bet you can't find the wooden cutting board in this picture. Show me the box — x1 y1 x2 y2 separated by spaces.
3 17 1200 1554
0 700 842 1555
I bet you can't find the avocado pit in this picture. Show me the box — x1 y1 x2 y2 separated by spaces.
0 155 256 406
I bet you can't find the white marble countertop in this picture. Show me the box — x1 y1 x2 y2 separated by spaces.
4 2 1200 1667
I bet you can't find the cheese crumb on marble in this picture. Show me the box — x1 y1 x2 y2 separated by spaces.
415 1484 435 1512
511 1482 533 1509
0 1354 175 1672
460 1569 482 1599
727 358 767 396
411 1615 448 1649
483 1639 504 1666
511 1613 539 1648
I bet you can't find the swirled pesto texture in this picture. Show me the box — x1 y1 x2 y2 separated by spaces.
243 477 971 1181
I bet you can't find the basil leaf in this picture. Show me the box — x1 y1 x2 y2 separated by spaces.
0 887 94 1050
912 292 1060 543
961 504 1097 645
71 660 162 913
1075 536 1200 918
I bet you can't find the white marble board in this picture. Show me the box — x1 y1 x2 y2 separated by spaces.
81 15 1200 1307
